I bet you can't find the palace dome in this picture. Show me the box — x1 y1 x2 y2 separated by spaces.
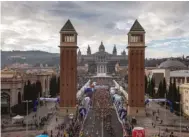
99 41 105 52
158 59 187 70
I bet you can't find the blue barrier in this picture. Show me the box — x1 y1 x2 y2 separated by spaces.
119 108 127 119
33 100 38 112
79 107 87 117
145 99 174 112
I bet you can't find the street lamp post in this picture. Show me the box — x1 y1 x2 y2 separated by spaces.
37 92 40 129
23 100 32 137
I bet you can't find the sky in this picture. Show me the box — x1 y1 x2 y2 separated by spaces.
1 1 189 58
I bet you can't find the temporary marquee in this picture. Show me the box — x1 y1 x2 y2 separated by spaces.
12 115 24 123
12 115 24 120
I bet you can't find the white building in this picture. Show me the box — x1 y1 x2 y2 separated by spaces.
180 83 189 117
1 67 56 114
1 68 24 114
147 69 189 88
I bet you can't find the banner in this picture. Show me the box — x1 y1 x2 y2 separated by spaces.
33 100 38 112
84 88 93 94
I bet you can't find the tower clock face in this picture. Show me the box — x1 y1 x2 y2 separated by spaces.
130 34 143 43
62 34 75 42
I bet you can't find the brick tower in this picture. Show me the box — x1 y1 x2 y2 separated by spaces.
127 20 146 116
59 19 78 116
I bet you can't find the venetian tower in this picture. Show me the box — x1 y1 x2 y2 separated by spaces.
127 20 146 116
59 19 78 116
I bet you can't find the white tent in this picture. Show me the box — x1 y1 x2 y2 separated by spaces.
12 115 24 120
12 115 24 124
110 87 116 90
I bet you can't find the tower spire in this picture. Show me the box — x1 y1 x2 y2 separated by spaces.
60 19 77 33
78 48 81 55
87 45 91 55
129 19 145 32
99 41 105 52
113 44 117 55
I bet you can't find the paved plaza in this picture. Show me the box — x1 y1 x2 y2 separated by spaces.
1 102 58 137
131 101 189 137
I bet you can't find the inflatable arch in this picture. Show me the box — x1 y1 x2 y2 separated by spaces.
84 88 94 94
145 99 173 112
33 97 60 112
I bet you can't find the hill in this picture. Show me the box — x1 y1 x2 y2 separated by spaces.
1 50 60 67
1 50 188 68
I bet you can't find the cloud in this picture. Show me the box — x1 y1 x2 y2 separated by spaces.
1 1 189 58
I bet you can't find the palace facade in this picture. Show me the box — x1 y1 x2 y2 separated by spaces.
77 42 128 74
1 67 56 114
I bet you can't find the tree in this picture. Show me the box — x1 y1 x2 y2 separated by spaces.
175 86 181 112
145 75 148 94
151 77 155 98
172 78 178 110
23 80 33 111
147 78 152 97
23 83 27 100
162 77 167 98
57 76 60 94
27 80 33 101
167 80 173 102
49 76 57 97
177 86 181 113
30 83 37 101
167 78 179 111
158 81 163 98
24 80 32 100
18 92 21 104
36 80 42 97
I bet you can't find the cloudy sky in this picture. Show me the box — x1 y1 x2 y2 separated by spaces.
1 1 189 58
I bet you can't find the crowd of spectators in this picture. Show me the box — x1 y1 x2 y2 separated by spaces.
77 76 89 90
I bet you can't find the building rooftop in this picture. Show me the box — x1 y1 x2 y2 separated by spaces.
60 19 77 32
170 70 189 77
180 83 189 87
1 67 22 79
129 19 145 32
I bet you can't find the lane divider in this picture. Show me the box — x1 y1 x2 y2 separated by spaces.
113 103 128 137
